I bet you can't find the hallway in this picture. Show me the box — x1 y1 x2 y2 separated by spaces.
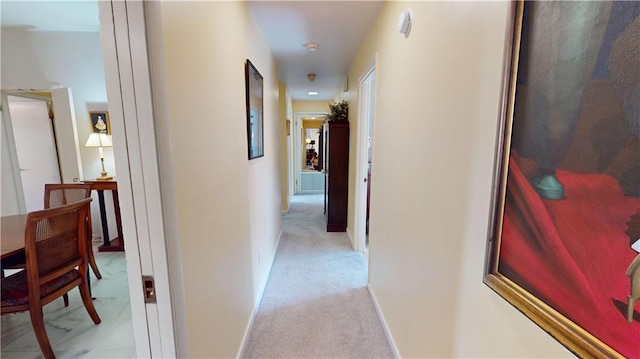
243 194 394 358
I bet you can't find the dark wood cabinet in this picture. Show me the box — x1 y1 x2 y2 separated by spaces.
323 121 349 232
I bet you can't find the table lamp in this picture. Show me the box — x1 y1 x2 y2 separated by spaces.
85 132 113 180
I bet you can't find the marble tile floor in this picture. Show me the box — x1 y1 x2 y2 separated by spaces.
1 242 136 359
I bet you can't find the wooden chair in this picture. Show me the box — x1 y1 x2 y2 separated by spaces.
44 183 102 280
0 198 101 359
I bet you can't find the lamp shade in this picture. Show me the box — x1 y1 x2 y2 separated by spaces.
85 133 113 147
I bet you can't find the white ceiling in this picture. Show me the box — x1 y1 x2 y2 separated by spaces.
0 1 100 32
248 1 383 100
0 1 383 100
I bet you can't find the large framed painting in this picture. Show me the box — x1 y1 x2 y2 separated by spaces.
485 1 640 358
245 59 264 160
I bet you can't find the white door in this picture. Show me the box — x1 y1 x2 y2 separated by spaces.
7 95 61 212
355 61 376 254
1 87 83 216
99 1 176 356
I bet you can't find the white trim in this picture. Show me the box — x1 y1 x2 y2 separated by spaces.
354 57 377 254
144 0 189 356
99 1 177 357
0 92 27 213
367 284 400 359
346 227 356 251
238 227 285 358
1 84 61 92
287 102 295 210
293 112 327 194
98 2 152 357
358 56 377 83
125 2 178 356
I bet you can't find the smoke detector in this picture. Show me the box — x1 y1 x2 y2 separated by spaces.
307 73 317 82
304 42 319 51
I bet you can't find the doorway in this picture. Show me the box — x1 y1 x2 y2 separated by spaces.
0 1 175 357
1 87 83 215
2 93 61 213
354 61 376 254
294 112 327 194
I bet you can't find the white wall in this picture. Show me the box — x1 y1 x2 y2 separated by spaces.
148 2 281 357
347 2 574 358
1 29 117 237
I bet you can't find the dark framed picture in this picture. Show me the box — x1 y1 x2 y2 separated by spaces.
245 59 264 160
485 1 640 358
89 111 111 135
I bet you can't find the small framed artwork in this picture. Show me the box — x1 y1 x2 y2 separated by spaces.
90 111 111 134
245 59 264 160
485 1 640 358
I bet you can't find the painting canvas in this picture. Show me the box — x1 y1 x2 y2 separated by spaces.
485 1 640 357
90 111 111 135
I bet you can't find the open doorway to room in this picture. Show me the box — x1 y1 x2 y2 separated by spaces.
354 61 376 254
295 112 327 194
3 2 178 357
0 86 137 358
0 1 138 355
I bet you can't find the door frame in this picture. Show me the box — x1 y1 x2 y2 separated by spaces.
1 92 30 213
99 1 177 356
354 57 377 254
1 88 80 215
294 112 327 194
2 94 61 212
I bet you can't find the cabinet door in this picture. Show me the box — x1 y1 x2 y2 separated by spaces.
326 122 349 232
322 123 328 214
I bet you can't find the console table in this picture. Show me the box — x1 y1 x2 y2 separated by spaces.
84 180 124 252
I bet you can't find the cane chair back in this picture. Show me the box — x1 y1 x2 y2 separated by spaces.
44 183 92 208
44 183 101 280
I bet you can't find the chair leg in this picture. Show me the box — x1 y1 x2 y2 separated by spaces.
628 295 637 323
78 276 101 324
87 245 102 280
29 307 55 359
63 293 69 307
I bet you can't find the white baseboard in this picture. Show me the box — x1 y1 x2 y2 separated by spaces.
237 226 284 358
346 227 356 251
367 284 400 359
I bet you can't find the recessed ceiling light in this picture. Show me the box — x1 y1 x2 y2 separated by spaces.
304 42 319 51
308 91 318 96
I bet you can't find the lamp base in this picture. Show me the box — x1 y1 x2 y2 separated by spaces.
96 172 113 181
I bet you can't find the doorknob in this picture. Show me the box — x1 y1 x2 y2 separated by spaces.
364 177 367 183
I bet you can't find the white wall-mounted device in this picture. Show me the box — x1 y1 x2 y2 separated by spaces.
397 10 412 38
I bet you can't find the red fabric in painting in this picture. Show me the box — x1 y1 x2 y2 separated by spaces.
499 155 640 357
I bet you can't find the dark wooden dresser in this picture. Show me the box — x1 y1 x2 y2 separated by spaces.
324 121 349 232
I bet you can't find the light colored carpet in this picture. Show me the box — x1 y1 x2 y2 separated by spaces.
242 194 394 359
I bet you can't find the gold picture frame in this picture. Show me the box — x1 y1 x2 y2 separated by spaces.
89 111 111 135
484 2 639 358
